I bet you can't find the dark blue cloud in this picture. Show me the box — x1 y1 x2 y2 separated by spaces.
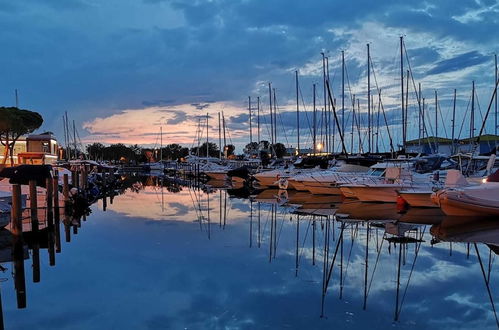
427 51 489 75
1 0 498 150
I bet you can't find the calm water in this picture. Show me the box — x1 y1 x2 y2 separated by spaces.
0 177 498 329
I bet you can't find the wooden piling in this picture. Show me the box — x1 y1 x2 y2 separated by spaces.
13 238 26 309
53 176 61 253
29 181 40 282
11 185 26 308
29 180 38 232
71 170 76 186
63 174 69 204
11 184 22 236
46 178 55 266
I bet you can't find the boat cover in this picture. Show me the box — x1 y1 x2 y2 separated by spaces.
0 165 52 187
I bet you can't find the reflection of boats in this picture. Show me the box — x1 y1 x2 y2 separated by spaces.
287 191 342 206
206 179 229 189
398 207 446 225
252 189 288 204
336 200 402 221
204 171 228 181
430 216 499 245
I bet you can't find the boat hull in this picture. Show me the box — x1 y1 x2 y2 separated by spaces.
306 184 342 195
436 192 499 216
205 172 227 181
399 191 436 208
343 185 404 203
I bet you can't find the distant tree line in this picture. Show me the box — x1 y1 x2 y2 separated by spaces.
84 140 291 163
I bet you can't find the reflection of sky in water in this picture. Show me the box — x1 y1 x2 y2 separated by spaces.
0 185 497 329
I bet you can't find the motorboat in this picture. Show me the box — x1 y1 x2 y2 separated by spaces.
432 169 499 216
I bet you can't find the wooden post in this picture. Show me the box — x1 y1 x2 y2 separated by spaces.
63 213 71 243
71 170 76 186
13 238 26 309
46 178 55 266
53 176 61 253
29 180 40 283
75 171 80 189
63 174 69 204
11 184 22 236
81 168 87 189
29 180 38 232
11 184 26 308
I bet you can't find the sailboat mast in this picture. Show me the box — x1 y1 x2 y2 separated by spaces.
400 36 405 151
72 120 77 157
248 96 252 145
495 54 498 142
62 114 68 160
435 90 438 153
206 112 209 158
273 88 278 144
422 97 426 143
452 89 457 153
342 50 345 140
471 81 475 141
218 112 222 159
351 94 355 154
406 69 409 144
257 96 260 144
376 94 381 153
296 70 300 155
268 83 274 145
222 112 227 157
321 53 327 152
160 126 163 161
313 83 317 154
367 44 371 153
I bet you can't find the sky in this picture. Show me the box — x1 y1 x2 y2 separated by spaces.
1 0 499 153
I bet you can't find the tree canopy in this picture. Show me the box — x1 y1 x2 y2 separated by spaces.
0 107 43 164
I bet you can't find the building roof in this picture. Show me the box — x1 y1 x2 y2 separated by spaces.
406 136 453 145
459 134 499 143
27 133 58 141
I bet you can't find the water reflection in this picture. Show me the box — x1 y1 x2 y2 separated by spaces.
0 175 497 329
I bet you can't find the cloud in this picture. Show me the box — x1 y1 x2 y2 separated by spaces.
2 0 499 151
164 110 186 125
427 51 489 75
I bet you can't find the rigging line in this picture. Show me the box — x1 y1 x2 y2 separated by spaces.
259 98 274 143
470 76 499 157
323 223 346 292
273 97 290 146
403 41 436 152
274 208 287 252
298 219 312 262
367 232 386 296
261 205 272 243
475 89 485 124
369 58 395 154
438 96 449 139
342 223 359 287
474 243 499 328
298 83 315 140
457 94 472 140
398 227 426 315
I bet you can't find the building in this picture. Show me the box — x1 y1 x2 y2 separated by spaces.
0 132 60 165
458 134 499 154
405 137 453 155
